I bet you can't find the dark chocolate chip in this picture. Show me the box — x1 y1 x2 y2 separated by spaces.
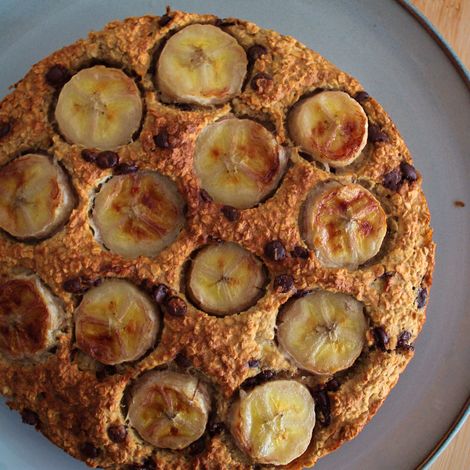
354 91 370 103
264 240 286 261
0 120 12 139
188 436 206 455
400 161 417 182
242 369 274 389
165 296 187 317
383 168 402 191
313 390 331 426
174 352 192 368
80 442 100 459
153 130 171 149
368 124 389 143
152 283 170 304
45 64 71 88
21 409 39 426
214 18 236 27
208 421 225 436
158 14 173 27
247 44 268 62
96 151 119 169
372 326 389 351
199 189 213 203
221 205 239 222
81 149 97 163
273 274 294 293
416 287 428 309
107 424 127 443
325 378 340 392
248 358 260 368
291 245 309 259
251 72 273 93
397 330 415 351
114 162 138 175
63 276 90 294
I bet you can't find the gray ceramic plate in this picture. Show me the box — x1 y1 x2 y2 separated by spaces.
0 1 469 469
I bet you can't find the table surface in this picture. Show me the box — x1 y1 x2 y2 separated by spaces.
409 3 470 470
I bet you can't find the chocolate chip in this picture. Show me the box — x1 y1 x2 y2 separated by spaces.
96 151 119 169
81 149 97 163
242 370 274 389
165 296 187 317
251 72 273 93
273 274 294 293
152 283 170 304
368 124 389 143
45 64 71 88
158 13 173 27
80 442 100 459
21 409 39 426
221 205 239 222
153 130 171 149
416 287 427 309
108 424 127 443
114 162 138 175
383 168 402 191
397 330 414 351
248 358 260 368
0 120 12 139
264 240 286 261
313 390 331 426
129 457 156 470
291 245 309 259
247 44 268 62
454 200 465 208
188 436 206 455
325 378 340 392
208 421 225 436
63 276 91 294
373 326 389 351
354 91 370 103
400 161 417 182
199 189 213 203
174 352 191 368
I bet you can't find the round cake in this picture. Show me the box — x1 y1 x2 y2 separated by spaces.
0 8 435 470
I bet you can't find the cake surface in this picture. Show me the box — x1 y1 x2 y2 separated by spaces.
0 8 435 470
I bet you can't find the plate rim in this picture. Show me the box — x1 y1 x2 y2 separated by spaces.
394 1 470 468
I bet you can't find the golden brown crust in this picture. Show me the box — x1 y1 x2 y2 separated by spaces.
0 9 435 470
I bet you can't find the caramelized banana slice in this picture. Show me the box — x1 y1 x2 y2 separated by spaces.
194 118 288 209
302 182 387 268
55 65 142 150
229 380 315 465
128 370 211 450
157 24 247 105
91 171 185 258
75 279 159 365
289 91 368 167
277 290 367 374
187 242 266 315
0 154 74 239
0 274 62 359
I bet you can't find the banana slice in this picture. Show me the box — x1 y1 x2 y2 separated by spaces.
277 290 367 375
288 91 368 167
156 24 247 105
55 65 142 150
75 279 160 365
187 242 266 316
194 118 288 209
229 380 315 465
0 154 75 239
0 274 62 359
302 182 387 268
91 171 185 258
128 370 211 450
